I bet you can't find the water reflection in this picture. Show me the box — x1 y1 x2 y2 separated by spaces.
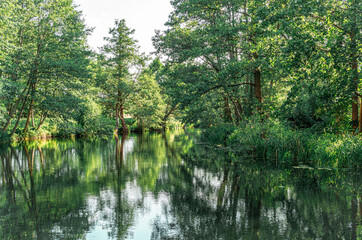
0 130 361 239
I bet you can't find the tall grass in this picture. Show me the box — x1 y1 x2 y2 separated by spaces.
203 119 362 169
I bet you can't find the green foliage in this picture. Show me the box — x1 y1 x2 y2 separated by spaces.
77 97 114 136
131 71 166 129
311 134 362 168
0 0 91 139
1 0 361 155
96 19 144 132
200 119 362 169
226 119 311 164
202 124 236 145
153 0 361 134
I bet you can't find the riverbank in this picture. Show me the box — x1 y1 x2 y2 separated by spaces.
202 119 362 170
0 117 181 143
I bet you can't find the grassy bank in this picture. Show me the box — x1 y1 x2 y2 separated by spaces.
1 116 182 143
0 117 115 142
202 120 362 170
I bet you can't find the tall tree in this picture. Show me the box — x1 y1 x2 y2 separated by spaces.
154 0 276 125
267 0 361 130
98 19 142 134
0 0 91 137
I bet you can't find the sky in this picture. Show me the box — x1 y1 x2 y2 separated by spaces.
73 0 173 55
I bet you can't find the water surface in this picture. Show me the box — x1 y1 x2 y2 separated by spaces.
0 130 361 239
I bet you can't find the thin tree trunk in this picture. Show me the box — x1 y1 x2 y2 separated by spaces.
23 100 34 133
359 98 362 132
115 104 119 135
224 96 233 123
352 95 359 131
230 98 242 124
36 112 47 130
9 85 32 137
31 109 35 128
216 168 229 220
350 32 359 131
115 135 121 177
254 68 262 106
3 86 28 132
2 152 16 203
247 73 254 116
119 106 128 134
236 99 245 119
161 104 178 130
359 194 362 224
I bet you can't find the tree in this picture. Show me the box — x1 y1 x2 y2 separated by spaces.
98 19 142 134
154 0 361 132
131 69 166 130
0 0 91 137
153 0 286 126
266 0 361 130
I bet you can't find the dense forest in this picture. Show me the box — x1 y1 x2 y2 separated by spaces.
0 0 361 166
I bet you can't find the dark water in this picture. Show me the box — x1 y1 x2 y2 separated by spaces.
0 130 361 240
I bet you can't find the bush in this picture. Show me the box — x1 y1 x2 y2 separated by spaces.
310 134 362 168
79 115 115 136
202 124 236 144
55 119 80 137
227 119 309 165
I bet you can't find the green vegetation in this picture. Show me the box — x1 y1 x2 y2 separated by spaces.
151 0 361 168
0 1 360 238
203 119 362 169
0 0 361 168
0 0 179 142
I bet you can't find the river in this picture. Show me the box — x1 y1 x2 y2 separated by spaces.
0 130 361 239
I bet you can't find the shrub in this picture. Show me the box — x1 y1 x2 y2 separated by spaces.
202 124 236 144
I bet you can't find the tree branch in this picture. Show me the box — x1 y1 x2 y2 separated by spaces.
309 14 344 31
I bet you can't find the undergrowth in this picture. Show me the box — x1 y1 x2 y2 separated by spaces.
203 119 362 169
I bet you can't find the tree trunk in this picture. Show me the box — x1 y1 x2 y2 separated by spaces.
224 96 233 123
2 152 16 203
3 86 28 132
31 109 35 128
231 98 242 124
350 32 359 131
359 98 362 133
359 194 362 224
254 68 262 107
236 99 244 118
9 86 32 137
10 59 38 137
352 95 359 131
23 100 34 133
115 105 119 135
119 106 128 133
247 73 254 116
216 168 229 222
36 112 47 130
38 146 45 173
161 104 178 130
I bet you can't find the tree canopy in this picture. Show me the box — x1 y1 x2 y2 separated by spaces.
0 0 360 141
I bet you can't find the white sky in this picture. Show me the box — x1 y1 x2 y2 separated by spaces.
73 0 173 55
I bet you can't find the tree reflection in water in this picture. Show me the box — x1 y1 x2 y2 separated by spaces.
0 130 361 239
